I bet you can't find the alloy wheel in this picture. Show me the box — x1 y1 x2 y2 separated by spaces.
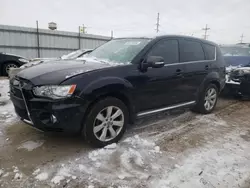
204 88 217 111
93 106 124 142
5 64 18 74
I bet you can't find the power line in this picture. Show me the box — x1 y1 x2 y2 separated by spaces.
202 24 210 40
240 33 244 43
156 13 160 33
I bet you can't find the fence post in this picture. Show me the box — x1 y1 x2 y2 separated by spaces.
36 21 40 58
78 26 81 49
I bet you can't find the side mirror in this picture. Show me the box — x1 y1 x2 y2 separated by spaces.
145 56 165 68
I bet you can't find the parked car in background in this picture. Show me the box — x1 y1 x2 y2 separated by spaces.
220 44 250 95
0 52 29 76
8 49 93 79
10 35 225 147
20 49 93 69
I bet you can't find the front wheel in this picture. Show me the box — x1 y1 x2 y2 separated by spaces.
83 97 129 147
193 83 218 114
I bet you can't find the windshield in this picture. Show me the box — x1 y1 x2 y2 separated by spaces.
86 38 150 64
61 49 84 60
221 46 250 56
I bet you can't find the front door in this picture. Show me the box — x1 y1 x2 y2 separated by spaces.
131 39 187 112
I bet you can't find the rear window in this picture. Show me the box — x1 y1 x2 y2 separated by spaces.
180 40 205 62
203 43 216 60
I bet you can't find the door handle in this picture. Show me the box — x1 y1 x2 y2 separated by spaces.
176 69 182 76
205 65 209 70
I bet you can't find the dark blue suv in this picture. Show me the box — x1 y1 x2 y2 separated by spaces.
10 35 226 147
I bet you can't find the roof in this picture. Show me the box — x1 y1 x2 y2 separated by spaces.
116 34 217 46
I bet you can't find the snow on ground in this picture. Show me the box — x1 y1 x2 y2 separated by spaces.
11 113 247 188
0 79 18 146
18 140 44 151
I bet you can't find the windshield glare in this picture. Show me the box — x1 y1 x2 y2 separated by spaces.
87 39 150 64
221 46 250 56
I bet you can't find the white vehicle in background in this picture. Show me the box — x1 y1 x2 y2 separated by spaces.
8 49 92 79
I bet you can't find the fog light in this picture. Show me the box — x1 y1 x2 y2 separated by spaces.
51 114 57 123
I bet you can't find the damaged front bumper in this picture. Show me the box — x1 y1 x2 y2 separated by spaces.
10 78 88 133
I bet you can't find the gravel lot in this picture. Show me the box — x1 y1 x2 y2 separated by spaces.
1 77 250 188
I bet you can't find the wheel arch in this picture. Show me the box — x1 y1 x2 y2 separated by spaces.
80 88 135 134
1 61 20 75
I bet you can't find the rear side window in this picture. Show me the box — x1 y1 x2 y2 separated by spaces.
148 39 179 64
203 43 216 60
180 40 205 62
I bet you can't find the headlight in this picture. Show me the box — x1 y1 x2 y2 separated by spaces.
33 85 76 99
18 58 29 63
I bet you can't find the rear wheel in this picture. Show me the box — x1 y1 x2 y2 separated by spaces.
83 97 128 147
3 62 18 76
193 83 218 114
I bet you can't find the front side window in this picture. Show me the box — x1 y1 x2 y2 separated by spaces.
180 40 205 62
147 39 179 64
86 38 151 64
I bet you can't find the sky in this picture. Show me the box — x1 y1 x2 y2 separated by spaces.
1 0 250 44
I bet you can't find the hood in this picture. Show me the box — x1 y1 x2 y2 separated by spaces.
224 56 250 67
16 58 117 85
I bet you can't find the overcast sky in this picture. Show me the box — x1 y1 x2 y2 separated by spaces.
1 0 250 44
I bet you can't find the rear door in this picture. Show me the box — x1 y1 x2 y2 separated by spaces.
134 38 188 111
180 39 215 101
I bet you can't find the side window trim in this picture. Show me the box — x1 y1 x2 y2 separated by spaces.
146 38 180 64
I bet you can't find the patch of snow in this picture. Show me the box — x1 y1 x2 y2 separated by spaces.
32 168 41 175
51 175 65 184
3 172 9 177
72 175 77 180
118 174 125 180
104 143 117 149
13 166 19 173
154 146 160 152
88 185 95 188
18 140 44 151
0 169 4 177
14 173 22 180
0 79 18 146
35 172 49 181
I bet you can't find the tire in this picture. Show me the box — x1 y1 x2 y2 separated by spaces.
83 97 129 147
193 83 218 114
3 62 19 76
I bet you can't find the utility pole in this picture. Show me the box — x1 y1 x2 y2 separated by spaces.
240 34 244 43
156 13 160 33
111 30 114 39
202 24 210 40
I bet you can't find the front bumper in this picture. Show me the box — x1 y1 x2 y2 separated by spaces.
10 79 87 133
